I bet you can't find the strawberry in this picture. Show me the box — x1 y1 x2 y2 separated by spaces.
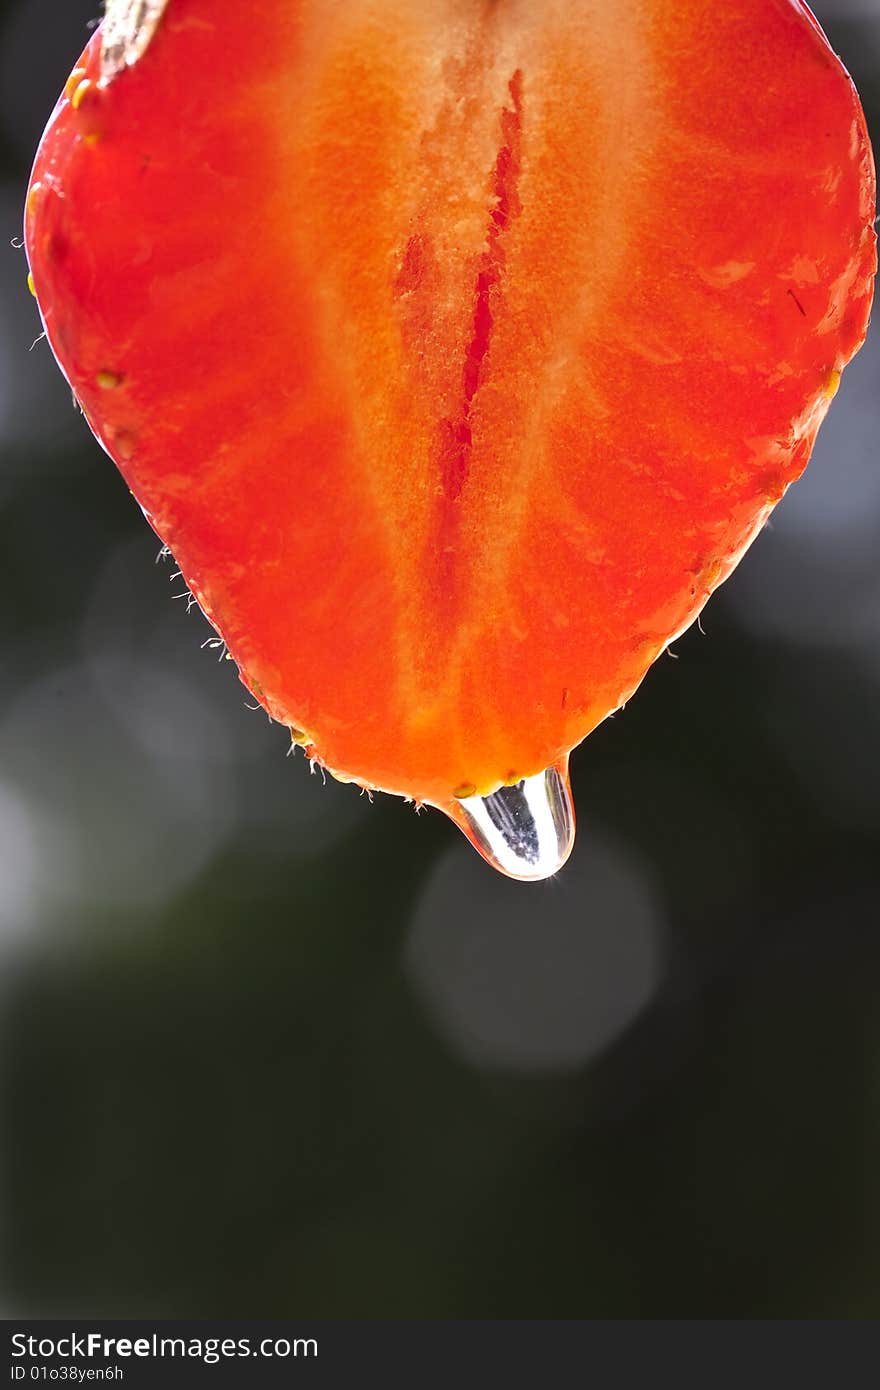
24 0 876 877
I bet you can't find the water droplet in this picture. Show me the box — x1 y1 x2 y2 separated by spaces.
446 758 575 881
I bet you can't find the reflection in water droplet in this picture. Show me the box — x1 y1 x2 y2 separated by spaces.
446 758 575 881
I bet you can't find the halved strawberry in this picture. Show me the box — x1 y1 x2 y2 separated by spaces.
24 0 875 875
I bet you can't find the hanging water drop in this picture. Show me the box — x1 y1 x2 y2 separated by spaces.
446 758 575 881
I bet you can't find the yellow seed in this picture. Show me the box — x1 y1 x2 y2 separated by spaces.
703 559 723 589
289 728 309 745
454 782 477 800
96 370 124 390
824 368 842 401
69 77 94 111
64 67 87 100
26 182 42 217
26 271 36 297
114 430 136 460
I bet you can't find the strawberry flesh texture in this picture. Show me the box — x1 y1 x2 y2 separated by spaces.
25 0 876 807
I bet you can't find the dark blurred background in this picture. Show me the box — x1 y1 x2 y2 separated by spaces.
0 0 878 1318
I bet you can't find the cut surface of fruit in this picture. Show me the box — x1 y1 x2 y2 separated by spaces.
25 0 876 871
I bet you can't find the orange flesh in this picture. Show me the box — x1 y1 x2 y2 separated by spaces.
25 0 876 808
